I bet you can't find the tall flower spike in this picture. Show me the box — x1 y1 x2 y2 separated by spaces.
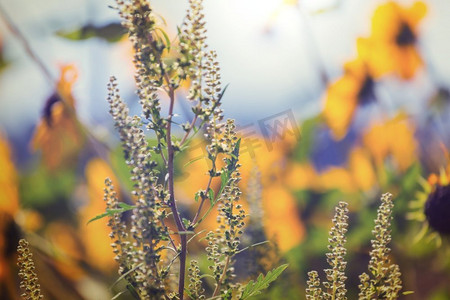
306 271 324 300
205 120 245 297
17 239 43 300
104 178 132 277
179 0 207 101
358 193 402 299
323 201 348 300
107 73 167 298
187 260 206 299
116 0 165 84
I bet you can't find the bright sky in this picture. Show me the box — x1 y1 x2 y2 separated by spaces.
0 0 449 139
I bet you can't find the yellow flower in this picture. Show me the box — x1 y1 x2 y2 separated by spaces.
79 158 118 273
317 167 356 194
322 58 375 140
31 64 84 170
360 1 427 79
348 146 377 192
0 133 19 216
262 184 305 252
177 133 305 252
363 113 417 172
409 166 450 247
284 162 318 191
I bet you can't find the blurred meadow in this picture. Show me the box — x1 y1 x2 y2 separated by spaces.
1 0 450 299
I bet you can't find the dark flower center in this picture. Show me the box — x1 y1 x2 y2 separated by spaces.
396 22 416 46
357 76 376 105
424 184 450 235
43 92 62 127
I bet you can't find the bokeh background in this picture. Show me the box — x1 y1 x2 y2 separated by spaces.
1 0 450 299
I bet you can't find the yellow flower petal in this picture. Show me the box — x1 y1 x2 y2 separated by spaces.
0 133 19 216
79 158 118 273
349 147 376 191
262 185 304 252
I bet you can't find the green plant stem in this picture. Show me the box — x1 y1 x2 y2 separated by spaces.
180 114 198 146
212 255 231 297
192 175 213 225
0 3 53 84
166 84 187 300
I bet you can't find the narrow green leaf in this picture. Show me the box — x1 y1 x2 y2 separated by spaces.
182 218 191 229
218 171 229 197
126 283 141 300
195 191 200 202
155 27 171 51
240 264 288 299
111 290 128 300
118 202 135 210
217 83 230 102
402 291 414 295
110 263 144 289
184 156 205 168
177 231 195 235
87 203 135 224
208 188 215 205
57 23 126 43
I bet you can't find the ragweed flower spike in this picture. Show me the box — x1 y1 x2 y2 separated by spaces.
305 201 348 300
100 0 288 299
323 201 348 299
17 239 43 300
306 194 401 299
306 271 323 300
359 193 402 299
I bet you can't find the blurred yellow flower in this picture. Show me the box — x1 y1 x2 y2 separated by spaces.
322 58 375 140
262 184 304 252
46 221 86 280
317 167 356 194
360 1 427 79
31 64 84 170
409 165 450 247
0 133 19 216
177 133 305 252
79 158 118 273
284 162 318 191
363 113 417 171
349 147 377 192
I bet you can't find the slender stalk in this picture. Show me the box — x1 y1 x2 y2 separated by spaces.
212 255 231 297
192 175 213 225
166 85 187 300
0 3 53 84
0 3 135 201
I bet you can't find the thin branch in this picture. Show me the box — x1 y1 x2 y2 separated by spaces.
0 3 54 84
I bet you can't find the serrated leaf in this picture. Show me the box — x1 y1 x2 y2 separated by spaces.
87 202 135 224
57 23 126 43
118 202 135 210
177 231 195 235
111 290 128 300
228 138 241 171
240 264 288 299
155 27 171 51
217 83 230 103
195 191 200 202
126 283 141 300
182 218 191 229
184 156 205 168
208 188 215 205
219 171 229 197
402 291 414 295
